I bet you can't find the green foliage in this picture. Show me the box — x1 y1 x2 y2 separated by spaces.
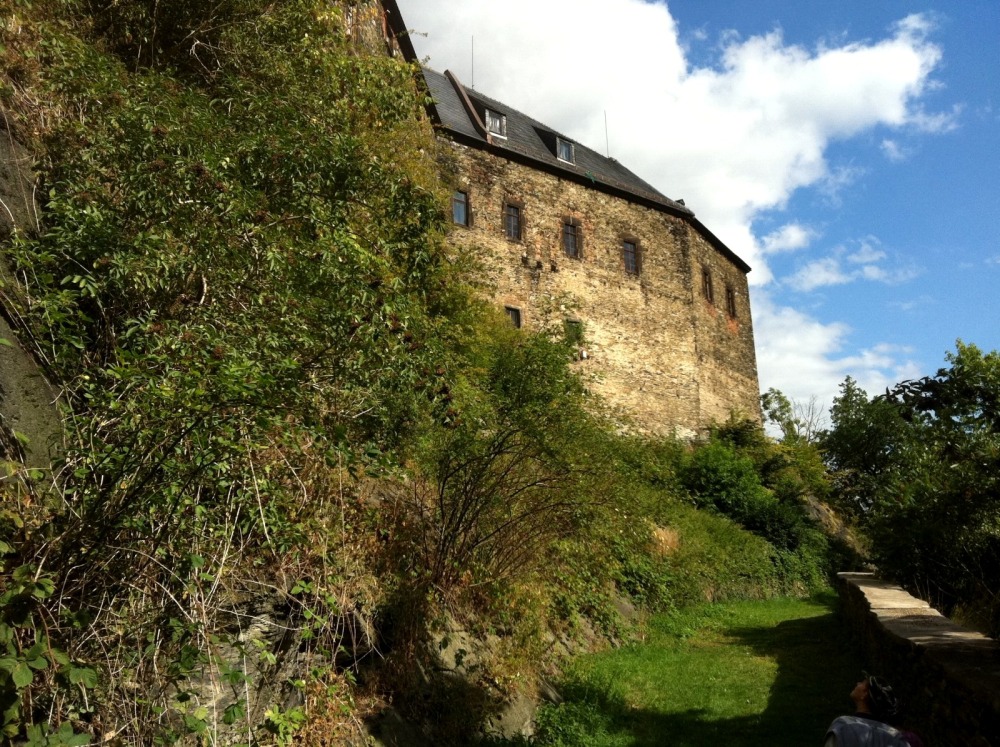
672 422 836 595
0 1 856 741
760 387 801 443
2 0 463 739
0 565 93 741
821 376 920 517
386 314 615 606
264 704 307 746
823 343 1000 634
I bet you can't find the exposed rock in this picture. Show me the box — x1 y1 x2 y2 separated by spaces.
0 131 38 241
0 131 61 473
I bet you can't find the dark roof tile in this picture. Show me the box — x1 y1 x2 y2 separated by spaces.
423 68 691 215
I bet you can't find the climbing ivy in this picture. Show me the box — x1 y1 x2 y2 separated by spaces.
1 0 465 740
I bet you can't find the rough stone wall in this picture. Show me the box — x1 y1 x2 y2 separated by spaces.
444 140 760 437
836 572 1000 746
345 1 408 59
687 229 760 427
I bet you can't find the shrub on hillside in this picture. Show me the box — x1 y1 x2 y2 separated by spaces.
675 426 835 593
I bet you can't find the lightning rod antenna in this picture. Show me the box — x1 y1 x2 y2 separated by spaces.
471 36 475 89
605 110 610 158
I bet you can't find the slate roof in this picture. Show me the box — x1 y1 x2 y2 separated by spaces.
420 67 751 274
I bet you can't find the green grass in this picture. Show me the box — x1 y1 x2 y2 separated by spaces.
531 592 862 746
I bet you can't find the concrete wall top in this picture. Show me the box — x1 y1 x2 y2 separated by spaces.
837 572 1000 745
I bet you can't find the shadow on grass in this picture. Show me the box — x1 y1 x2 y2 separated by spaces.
492 597 863 747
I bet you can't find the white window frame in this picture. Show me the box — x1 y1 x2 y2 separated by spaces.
557 137 575 164
485 109 507 138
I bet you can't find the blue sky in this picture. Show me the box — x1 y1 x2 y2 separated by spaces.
397 0 1000 416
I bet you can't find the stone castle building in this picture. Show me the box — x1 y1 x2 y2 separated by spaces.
380 0 761 436
420 69 760 435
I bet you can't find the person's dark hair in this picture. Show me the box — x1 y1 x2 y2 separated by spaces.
865 673 899 720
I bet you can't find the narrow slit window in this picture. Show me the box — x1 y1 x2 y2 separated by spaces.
505 306 522 328
504 204 522 240
563 221 581 258
623 240 639 275
452 190 469 226
725 286 737 318
702 267 714 303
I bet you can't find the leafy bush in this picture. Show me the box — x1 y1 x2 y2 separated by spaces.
1 0 463 739
822 343 1000 635
394 318 604 592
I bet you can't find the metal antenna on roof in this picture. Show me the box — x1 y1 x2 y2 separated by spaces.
471 36 475 89
604 110 610 158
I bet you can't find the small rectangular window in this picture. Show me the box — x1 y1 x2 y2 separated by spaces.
623 240 639 275
452 190 469 226
702 268 714 303
557 137 575 163
726 286 737 318
505 306 522 328
485 109 507 137
504 204 522 241
563 221 581 258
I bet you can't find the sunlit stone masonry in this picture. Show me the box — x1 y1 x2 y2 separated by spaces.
420 65 761 436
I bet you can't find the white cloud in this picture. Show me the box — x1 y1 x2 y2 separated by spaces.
397 0 949 404
787 257 852 291
881 139 908 162
761 223 818 254
752 290 922 409
817 164 868 206
785 237 919 291
847 240 887 264
909 104 963 133
889 295 934 313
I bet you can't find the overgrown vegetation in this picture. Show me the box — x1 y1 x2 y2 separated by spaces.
0 1 848 743
821 342 1000 636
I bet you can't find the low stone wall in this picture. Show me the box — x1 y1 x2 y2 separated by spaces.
836 572 1000 746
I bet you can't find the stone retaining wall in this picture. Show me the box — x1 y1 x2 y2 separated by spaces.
836 572 1000 746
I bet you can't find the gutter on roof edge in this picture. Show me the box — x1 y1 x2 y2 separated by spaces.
379 0 418 64
444 70 491 144
690 217 752 274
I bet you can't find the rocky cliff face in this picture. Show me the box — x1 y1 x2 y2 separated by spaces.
0 132 61 472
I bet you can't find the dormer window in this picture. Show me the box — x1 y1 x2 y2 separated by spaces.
485 109 507 138
557 137 575 164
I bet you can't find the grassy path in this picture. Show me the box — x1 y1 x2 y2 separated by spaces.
532 592 862 746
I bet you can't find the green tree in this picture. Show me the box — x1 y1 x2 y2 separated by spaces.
760 388 826 444
823 345 1000 634
821 376 922 517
